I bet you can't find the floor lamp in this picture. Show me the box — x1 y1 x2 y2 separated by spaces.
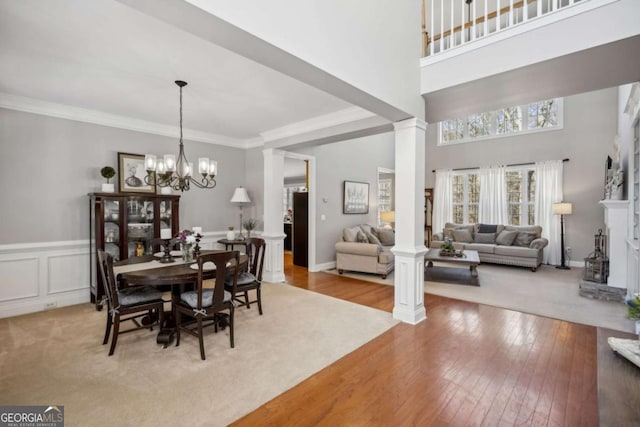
230 187 251 239
553 202 573 269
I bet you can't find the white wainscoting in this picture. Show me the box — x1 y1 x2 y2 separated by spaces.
0 240 90 319
0 231 257 319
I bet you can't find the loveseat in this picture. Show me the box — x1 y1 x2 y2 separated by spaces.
335 224 395 279
430 223 549 271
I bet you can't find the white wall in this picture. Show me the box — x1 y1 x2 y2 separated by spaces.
185 0 424 120
425 87 618 262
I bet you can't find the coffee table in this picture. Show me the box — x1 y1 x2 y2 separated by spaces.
425 249 480 286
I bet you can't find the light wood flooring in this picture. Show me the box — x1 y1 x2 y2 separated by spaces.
232 254 601 426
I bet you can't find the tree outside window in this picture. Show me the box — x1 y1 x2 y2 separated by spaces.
506 169 536 225
452 173 479 224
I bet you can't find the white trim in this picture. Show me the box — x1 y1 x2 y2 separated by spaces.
0 92 246 148
260 107 377 143
0 239 89 253
311 261 336 272
420 0 620 65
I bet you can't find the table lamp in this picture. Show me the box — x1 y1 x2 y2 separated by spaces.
230 187 251 239
553 202 572 269
380 211 395 229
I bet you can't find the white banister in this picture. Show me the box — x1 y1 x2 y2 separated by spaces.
423 0 597 58
430 0 434 56
440 0 444 52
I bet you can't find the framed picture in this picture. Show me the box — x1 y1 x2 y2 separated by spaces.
343 181 369 214
118 152 155 193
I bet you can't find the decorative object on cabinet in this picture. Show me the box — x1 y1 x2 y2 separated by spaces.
230 187 251 239
118 152 155 193
553 202 573 269
100 166 116 193
143 81 218 192
343 181 369 214
88 192 180 310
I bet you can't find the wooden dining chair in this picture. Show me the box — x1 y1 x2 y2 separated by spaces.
175 250 240 360
97 250 165 356
225 237 266 315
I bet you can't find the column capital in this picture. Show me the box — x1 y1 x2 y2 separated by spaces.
393 117 428 131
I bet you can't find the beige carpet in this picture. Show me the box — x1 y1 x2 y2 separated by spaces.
0 283 398 426
328 264 635 333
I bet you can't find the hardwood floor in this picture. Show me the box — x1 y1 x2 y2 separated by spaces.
232 254 598 426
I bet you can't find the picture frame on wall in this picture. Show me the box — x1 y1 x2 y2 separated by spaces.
343 181 369 214
118 152 155 193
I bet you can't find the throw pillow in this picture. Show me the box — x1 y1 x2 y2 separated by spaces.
364 230 382 246
514 231 537 247
375 228 395 246
443 228 455 240
356 230 369 243
496 229 518 246
478 224 498 233
474 232 496 244
342 226 361 242
453 229 473 243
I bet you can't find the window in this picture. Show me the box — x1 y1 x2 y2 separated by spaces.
452 173 479 224
506 168 536 225
438 98 563 145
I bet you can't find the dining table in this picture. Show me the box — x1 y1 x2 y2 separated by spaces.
113 250 248 347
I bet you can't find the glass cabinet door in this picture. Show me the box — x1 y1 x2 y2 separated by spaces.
127 198 154 257
159 199 173 235
104 199 121 261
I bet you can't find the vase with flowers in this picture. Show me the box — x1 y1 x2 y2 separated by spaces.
243 218 257 238
177 229 196 262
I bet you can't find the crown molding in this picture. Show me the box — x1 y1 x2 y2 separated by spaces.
259 106 377 143
0 92 245 148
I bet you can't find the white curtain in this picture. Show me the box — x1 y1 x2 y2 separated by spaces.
433 169 453 235
535 160 564 265
478 165 508 224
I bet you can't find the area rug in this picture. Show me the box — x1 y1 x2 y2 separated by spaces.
0 283 398 426
326 264 635 333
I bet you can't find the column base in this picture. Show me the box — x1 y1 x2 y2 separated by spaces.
261 232 286 283
392 247 428 325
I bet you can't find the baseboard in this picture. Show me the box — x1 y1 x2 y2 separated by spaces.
0 290 89 319
311 261 336 272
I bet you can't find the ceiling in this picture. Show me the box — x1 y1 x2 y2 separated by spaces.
0 0 353 145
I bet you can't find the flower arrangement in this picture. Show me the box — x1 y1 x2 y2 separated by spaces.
177 229 196 245
627 296 640 320
243 218 257 232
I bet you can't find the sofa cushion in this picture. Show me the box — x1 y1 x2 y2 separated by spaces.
505 225 542 238
453 229 474 243
343 226 362 242
478 224 498 233
474 232 496 244
514 231 537 247
356 230 368 243
375 228 395 246
496 229 518 246
464 243 496 254
335 241 380 256
494 245 539 257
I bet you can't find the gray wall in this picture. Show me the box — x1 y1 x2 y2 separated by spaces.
0 108 246 244
425 87 619 262
293 132 395 265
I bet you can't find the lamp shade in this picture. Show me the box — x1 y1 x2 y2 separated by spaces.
230 187 251 204
553 202 573 215
380 211 395 223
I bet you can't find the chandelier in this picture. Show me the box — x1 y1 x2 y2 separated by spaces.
144 80 217 192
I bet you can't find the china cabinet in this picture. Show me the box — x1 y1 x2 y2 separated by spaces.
88 192 180 309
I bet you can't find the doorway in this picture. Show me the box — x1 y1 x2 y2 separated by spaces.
283 156 310 267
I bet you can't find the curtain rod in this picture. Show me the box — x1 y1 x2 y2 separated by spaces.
431 158 569 173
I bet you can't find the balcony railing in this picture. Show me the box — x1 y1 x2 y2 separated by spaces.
422 0 588 57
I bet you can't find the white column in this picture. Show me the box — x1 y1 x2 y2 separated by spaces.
262 148 286 283
392 118 428 324
599 200 630 289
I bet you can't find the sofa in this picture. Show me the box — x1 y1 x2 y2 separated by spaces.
335 224 395 279
430 223 549 271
